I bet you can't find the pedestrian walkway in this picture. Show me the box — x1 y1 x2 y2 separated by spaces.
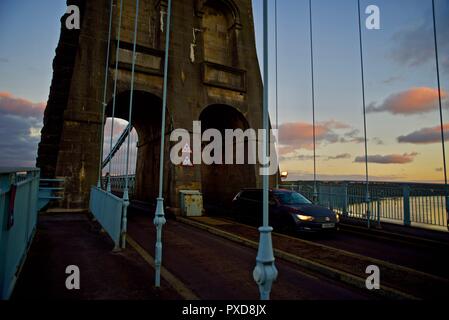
11 213 182 300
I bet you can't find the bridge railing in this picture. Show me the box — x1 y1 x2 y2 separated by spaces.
281 181 448 231
101 175 136 198
0 168 40 299
89 186 128 250
37 178 65 211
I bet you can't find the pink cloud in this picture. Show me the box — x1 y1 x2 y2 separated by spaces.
354 152 418 165
278 121 340 152
0 91 45 119
104 118 129 139
367 87 448 115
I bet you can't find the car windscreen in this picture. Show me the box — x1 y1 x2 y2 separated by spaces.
274 192 312 205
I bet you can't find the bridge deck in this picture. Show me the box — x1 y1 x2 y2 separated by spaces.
10 209 449 300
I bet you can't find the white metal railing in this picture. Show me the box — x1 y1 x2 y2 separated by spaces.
281 181 449 232
0 168 40 300
89 186 128 249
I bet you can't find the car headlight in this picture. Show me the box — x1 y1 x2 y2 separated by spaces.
297 214 314 222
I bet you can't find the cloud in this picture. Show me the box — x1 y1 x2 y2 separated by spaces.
0 91 46 119
278 120 350 154
279 122 338 154
0 57 8 63
325 153 351 161
367 87 448 115
354 153 418 165
280 153 316 161
0 92 45 167
102 118 137 161
372 137 384 145
280 152 352 162
398 123 449 144
389 4 449 73
284 170 405 182
382 76 402 85
339 129 365 144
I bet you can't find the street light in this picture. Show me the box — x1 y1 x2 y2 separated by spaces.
280 171 288 180
154 0 173 287
253 0 278 301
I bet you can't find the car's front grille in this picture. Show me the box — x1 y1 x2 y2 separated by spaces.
313 216 336 223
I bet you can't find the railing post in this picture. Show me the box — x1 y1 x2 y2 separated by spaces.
313 183 318 203
377 198 381 228
121 189 129 249
446 195 449 231
343 183 348 217
366 190 371 229
403 185 411 226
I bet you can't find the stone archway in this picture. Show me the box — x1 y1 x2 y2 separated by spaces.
104 90 166 203
199 104 257 213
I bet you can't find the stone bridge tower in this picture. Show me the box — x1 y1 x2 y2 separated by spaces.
37 0 267 210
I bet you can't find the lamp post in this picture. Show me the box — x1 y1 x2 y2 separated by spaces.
154 0 173 288
253 0 278 301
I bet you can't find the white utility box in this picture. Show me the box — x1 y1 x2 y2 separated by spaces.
179 190 203 217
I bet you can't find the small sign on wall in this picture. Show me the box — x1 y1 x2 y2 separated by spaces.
182 143 193 167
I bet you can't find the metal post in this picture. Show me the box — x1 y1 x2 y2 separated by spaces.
431 0 449 231
366 190 371 229
377 198 381 228
154 0 172 288
309 0 318 204
274 0 279 190
97 0 114 188
253 0 278 301
107 0 124 192
343 183 348 217
121 0 140 249
357 0 371 228
403 185 411 226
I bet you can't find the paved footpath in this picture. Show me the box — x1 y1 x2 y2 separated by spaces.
12 213 182 300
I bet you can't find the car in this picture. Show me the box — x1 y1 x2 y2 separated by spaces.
231 188 339 233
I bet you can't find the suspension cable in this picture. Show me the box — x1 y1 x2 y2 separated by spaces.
275 0 279 189
124 0 140 197
97 0 114 188
432 0 449 229
157 0 172 199
107 0 124 192
309 0 318 200
357 0 371 227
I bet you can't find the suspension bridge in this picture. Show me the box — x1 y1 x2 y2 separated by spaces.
2 0 449 301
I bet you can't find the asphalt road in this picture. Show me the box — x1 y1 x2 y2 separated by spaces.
127 211 375 300
219 215 449 279
295 229 449 279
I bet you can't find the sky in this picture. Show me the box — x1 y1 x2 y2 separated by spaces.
0 0 448 183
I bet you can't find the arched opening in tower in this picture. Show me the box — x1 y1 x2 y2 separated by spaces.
102 117 138 195
104 90 166 203
199 104 257 214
